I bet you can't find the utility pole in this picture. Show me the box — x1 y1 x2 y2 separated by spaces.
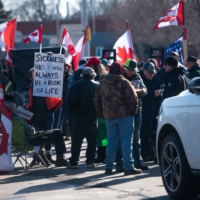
83 0 90 57
56 3 60 45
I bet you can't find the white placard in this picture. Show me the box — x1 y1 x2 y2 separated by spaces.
33 52 65 98
16 106 34 120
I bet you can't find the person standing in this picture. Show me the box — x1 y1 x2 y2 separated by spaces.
139 62 162 162
67 67 99 168
84 57 108 164
122 59 148 170
60 61 72 140
163 56 188 100
186 56 200 80
94 62 142 176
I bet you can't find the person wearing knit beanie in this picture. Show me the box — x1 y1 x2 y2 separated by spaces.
164 56 178 72
163 56 188 100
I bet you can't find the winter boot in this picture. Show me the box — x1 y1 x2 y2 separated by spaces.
55 155 68 167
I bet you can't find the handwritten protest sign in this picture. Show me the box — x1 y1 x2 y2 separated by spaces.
33 52 65 98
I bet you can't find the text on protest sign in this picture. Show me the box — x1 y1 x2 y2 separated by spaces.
33 52 65 98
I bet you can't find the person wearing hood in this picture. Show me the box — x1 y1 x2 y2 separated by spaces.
163 56 188 100
94 62 142 176
68 59 87 89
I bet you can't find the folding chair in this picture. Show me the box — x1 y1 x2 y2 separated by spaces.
12 116 48 170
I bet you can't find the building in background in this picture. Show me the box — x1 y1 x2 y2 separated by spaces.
16 15 119 58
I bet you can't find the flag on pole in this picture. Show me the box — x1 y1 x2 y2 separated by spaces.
153 0 184 31
24 26 42 45
109 20 138 65
111 30 137 65
61 27 76 55
65 28 87 71
0 19 16 67
165 35 183 64
0 19 16 51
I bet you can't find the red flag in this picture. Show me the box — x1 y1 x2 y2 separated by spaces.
65 31 86 71
153 0 184 31
61 27 76 55
0 19 16 51
24 26 42 44
157 52 161 68
0 19 16 67
111 30 137 65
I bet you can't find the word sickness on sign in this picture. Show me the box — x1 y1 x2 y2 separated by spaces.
33 52 65 98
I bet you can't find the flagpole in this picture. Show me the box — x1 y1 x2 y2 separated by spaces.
181 0 187 63
60 26 64 54
40 24 42 53
126 20 136 61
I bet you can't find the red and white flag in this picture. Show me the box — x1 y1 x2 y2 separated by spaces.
0 103 14 173
0 19 16 51
153 0 184 31
0 19 16 67
65 35 86 71
61 27 76 55
24 26 42 45
111 30 137 65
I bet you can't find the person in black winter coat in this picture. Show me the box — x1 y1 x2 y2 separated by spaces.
67 67 99 168
163 56 188 100
139 62 162 162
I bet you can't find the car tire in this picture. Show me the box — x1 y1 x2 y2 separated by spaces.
160 133 200 199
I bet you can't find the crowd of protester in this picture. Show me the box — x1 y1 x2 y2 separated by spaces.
11 52 200 176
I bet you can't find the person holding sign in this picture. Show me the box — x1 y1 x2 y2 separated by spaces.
28 59 65 166
67 67 99 169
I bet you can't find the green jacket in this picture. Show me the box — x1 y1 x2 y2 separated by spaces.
188 64 200 80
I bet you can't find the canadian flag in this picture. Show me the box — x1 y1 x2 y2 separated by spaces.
0 103 14 172
61 27 76 55
153 0 184 31
0 19 16 67
111 30 137 65
24 26 42 44
65 35 86 71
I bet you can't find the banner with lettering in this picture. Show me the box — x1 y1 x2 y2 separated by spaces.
33 53 65 98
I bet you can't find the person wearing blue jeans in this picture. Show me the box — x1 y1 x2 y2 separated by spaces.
115 113 148 171
123 59 148 170
106 116 134 171
94 62 142 176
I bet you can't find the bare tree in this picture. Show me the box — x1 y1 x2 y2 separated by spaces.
11 0 55 21
0 0 11 22
104 0 200 59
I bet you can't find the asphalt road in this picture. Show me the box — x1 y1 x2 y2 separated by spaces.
0 140 199 200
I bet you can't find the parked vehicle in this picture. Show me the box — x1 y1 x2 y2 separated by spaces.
156 77 200 199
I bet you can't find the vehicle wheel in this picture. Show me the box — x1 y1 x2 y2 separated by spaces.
160 133 200 199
